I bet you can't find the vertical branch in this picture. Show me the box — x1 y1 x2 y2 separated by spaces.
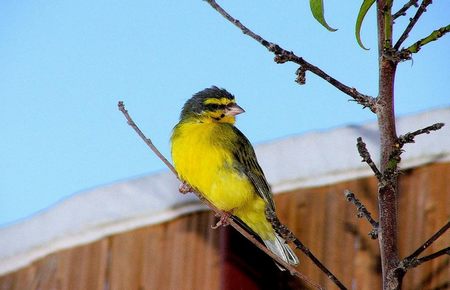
384 0 394 48
376 1 401 289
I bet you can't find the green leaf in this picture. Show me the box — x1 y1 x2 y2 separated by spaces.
355 0 375 50
309 0 337 32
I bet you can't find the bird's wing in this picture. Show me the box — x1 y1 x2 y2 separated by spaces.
231 127 275 211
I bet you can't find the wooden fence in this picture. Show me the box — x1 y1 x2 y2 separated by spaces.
1 162 448 290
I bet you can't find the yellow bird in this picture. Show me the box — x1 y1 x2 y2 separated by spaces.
171 86 299 267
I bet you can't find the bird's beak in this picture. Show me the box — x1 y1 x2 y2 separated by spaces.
225 104 245 116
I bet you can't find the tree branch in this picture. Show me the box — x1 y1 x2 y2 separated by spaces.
376 2 400 288
398 247 450 273
408 247 449 268
118 101 176 175
397 123 445 146
404 221 450 262
356 137 383 181
393 0 419 19
399 24 450 60
344 190 379 239
382 123 445 183
118 101 325 290
396 221 450 273
383 0 394 49
394 0 433 50
205 0 377 113
265 208 348 290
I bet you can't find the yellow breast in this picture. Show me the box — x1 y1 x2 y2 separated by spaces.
171 120 254 211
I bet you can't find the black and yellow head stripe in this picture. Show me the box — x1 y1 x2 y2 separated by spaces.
204 99 236 111
203 97 236 111
204 97 235 105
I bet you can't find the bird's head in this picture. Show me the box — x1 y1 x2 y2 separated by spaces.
180 86 245 124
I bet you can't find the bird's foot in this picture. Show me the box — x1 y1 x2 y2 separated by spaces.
211 211 232 229
178 182 193 194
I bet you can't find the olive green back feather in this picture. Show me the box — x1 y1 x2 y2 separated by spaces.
231 126 275 211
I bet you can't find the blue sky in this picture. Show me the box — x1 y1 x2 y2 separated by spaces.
1 1 449 226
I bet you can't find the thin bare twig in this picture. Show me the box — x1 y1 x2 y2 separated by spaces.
398 122 445 145
118 101 324 290
394 0 433 50
382 123 445 183
396 221 450 273
356 137 383 181
404 221 450 261
118 101 176 175
344 190 379 239
409 247 449 268
205 0 377 113
397 248 450 274
393 0 419 19
265 208 348 290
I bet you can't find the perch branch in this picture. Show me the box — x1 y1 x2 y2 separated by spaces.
266 208 348 290
399 25 450 59
118 101 176 175
394 0 433 50
118 101 325 290
344 190 379 239
205 0 376 113
356 137 383 181
396 221 450 273
393 0 419 19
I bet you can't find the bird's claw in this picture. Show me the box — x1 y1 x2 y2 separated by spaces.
211 211 231 229
178 182 193 194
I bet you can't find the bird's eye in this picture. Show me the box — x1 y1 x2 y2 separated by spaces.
207 104 219 110
206 103 228 111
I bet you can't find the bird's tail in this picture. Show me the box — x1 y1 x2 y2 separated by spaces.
263 234 299 269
